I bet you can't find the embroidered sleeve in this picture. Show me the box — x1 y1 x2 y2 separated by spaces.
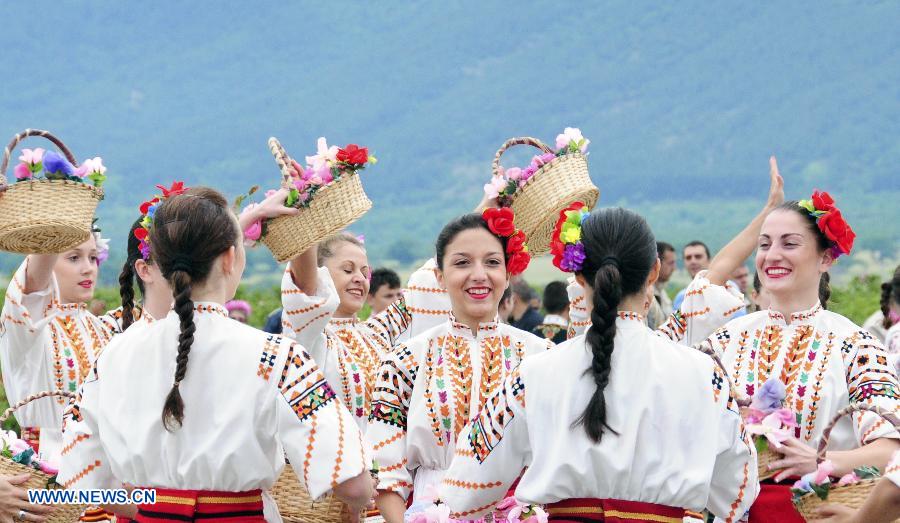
0 259 59 422
96 307 124 335
566 276 590 339
281 267 339 366
276 338 367 499
364 343 419 500
404 258 451 339
363 295 411 351
661 271 745 346
58 362 116 490
707 366 759 523
842 330 900 445
440 368 529 519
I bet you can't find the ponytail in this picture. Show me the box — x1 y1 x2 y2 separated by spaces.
574 260 622 443
161 270 195 431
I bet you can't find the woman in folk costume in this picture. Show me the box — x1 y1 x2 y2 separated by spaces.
566 158 787 349
279 232 412 430
695 187 900 521
440 206 757 522
58 187 373 522
366 208 552 522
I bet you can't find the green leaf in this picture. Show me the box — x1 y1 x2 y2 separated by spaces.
854 466 880 479
754 436 769 454
811 482 830 500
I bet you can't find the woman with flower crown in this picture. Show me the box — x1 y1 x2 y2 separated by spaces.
687 182 900 521
439 206 757 523
365 208 552 523
58 187 373 522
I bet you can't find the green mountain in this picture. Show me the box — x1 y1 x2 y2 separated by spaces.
1 1 897 284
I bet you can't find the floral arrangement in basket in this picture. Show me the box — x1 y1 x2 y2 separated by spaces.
484 128 589 208
12 147 107 188
405 485 547 523
745 379 798 456
241 137 376 245
790 459 880 504
0 430 59 478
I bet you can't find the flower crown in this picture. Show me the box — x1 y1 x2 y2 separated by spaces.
550 202 591 272
484 127 589 206
797 190 856 259
133 181 189 260
481 208 531 275
14 148 107 187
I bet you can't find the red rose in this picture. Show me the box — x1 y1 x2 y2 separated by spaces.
139 198 160 215
817 209 855 255
507 250 531 275
134 228 148 241
506 230 527 254
337 144 369 165
482 207 516 237
811 190 835 212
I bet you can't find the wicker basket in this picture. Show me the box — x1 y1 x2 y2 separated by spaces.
492 137 599 256
272 463 362 523
0 390 87 522
0 129 104 254
794 404 900 522
260 138 372 263
757 446 780 481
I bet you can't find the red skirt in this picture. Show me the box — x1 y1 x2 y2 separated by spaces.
134 488 265 522
748 482 805 523
545 498 686 522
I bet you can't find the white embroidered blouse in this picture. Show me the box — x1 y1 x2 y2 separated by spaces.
440 314 758 522
365 316 553 504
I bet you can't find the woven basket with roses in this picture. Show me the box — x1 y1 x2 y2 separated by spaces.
244 137 374 263
486 128 599 256
0 129 106 254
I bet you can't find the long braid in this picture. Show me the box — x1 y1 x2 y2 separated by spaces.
118 260 137 331
575 263 622 442
161 270 195 431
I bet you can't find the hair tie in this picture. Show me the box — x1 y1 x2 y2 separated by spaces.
173 381 180 388
170 256 193 275
600 256 621 270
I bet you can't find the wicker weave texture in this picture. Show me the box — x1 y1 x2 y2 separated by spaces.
271 464 358 523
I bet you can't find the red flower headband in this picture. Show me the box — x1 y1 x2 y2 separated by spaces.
798 190 855 259
481 207 531 275
134 181 189 260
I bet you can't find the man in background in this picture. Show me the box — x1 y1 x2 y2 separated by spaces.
510 279 543 333
532 281 569 344
673 240 711 311
654 241 676 316
367 267 402 316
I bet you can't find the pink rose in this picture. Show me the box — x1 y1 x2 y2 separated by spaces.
37 461 58 475
773 408 797 428
243 220 262 242
14 163 32 180
506 167 523 181
836 472 860 486
814 460 835 484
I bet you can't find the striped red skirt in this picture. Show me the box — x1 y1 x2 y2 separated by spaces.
134 488 265 522
545 498 689 522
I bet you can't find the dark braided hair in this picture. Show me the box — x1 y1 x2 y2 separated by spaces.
882 265 900 329
777 201 837 309
573 208 657 443
118 218 147 331
150 187 239 431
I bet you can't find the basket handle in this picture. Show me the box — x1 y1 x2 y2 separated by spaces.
0 390 76 424
815 404 900 463
491 137 554 178
268 137 295 190
1 129 80 187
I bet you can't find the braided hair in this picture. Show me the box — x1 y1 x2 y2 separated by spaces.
150 187 239 431
118 218 147 331
573 208 657 442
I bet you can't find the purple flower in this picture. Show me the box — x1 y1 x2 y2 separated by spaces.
751 379 786 413
42 151 75 177
560 242 586 272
